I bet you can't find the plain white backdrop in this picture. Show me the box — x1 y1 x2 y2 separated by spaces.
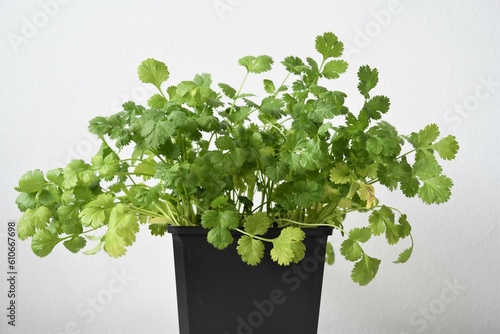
1 1 499 333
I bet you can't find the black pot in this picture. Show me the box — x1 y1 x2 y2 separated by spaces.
168 226 333 334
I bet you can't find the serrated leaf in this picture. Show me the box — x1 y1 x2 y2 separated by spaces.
239 55 274 74
325 242 335 265
363 95 390 120
244 212 271 236
31 229 61 257
418 175 453 204
218 82 237 99
358 65 379 99
16 169 47 193
431 135 459 160
349 227 372 243
137 58 169 89
270 227 305 265
79 193 115 228
330 163 351 184
410 123 440 149
340 238 364 262
397 214 412 238
322 60 348 79
315 32 344 59
237 236 265 266
83 238 104 255
63 235 86 253
394 246 413 264
351 254 381 286
147 94 167 108
63 160 95 189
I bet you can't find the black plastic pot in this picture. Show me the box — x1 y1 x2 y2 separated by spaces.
168 226 333 334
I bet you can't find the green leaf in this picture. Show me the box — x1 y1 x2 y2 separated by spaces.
92 153 119 180
215 136 234 150
410 123 440 149
31 229 62 257
238 55 274 74
413 157 442 180
349 227 372 242
83 238 104 255
103 204 139 258
147 94 168 108
394 246 413 264
237 236 265 266
263 79 276 94
431 135 459 160
46 168 64 187
368 206 399 244
363 95 390 120
270 227 306 265
218 83 237 99
16 169 47 193
63 160 95 189
341 238 364 262
79 193 115 228
137 58 170 89
357 65 379 99
397 214 412 238
202 209 240 249
244 212 270 236
281 56 305 74
325 242 335 265
18 206 52 238
315 32 344 59
351 253 381 286
16 192 37 211
418 175 453 204
322 60 348 79
330 163 352 184
63 235 86 253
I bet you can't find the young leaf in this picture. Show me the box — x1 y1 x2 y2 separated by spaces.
315 32 344 60
83 238 105 255
263 79 276 94
218 83 237 99
202 209 240 250
137 58 170 89
340 239 364 262
351 253 381 286
244 212 271 236
322 60 348 79
237 236 265 266
16 169 47 193
431 135 459 160
238 55 274 74
31 229 62 257
418 175 453 204
325 242 335 265
394 246 413 264
270 227 305 265
330 163 352 184
357 65 379 99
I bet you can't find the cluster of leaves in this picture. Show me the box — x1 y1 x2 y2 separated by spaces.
14 32 458 285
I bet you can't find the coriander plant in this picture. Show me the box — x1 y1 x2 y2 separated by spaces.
15 32 458 285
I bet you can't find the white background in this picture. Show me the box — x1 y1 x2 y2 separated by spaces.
1 1 499 333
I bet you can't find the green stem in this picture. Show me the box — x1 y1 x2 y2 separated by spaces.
229 71 250 115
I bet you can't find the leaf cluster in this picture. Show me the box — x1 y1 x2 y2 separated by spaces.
14 32 458 285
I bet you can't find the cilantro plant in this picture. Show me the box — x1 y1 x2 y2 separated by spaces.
15 32 458 285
